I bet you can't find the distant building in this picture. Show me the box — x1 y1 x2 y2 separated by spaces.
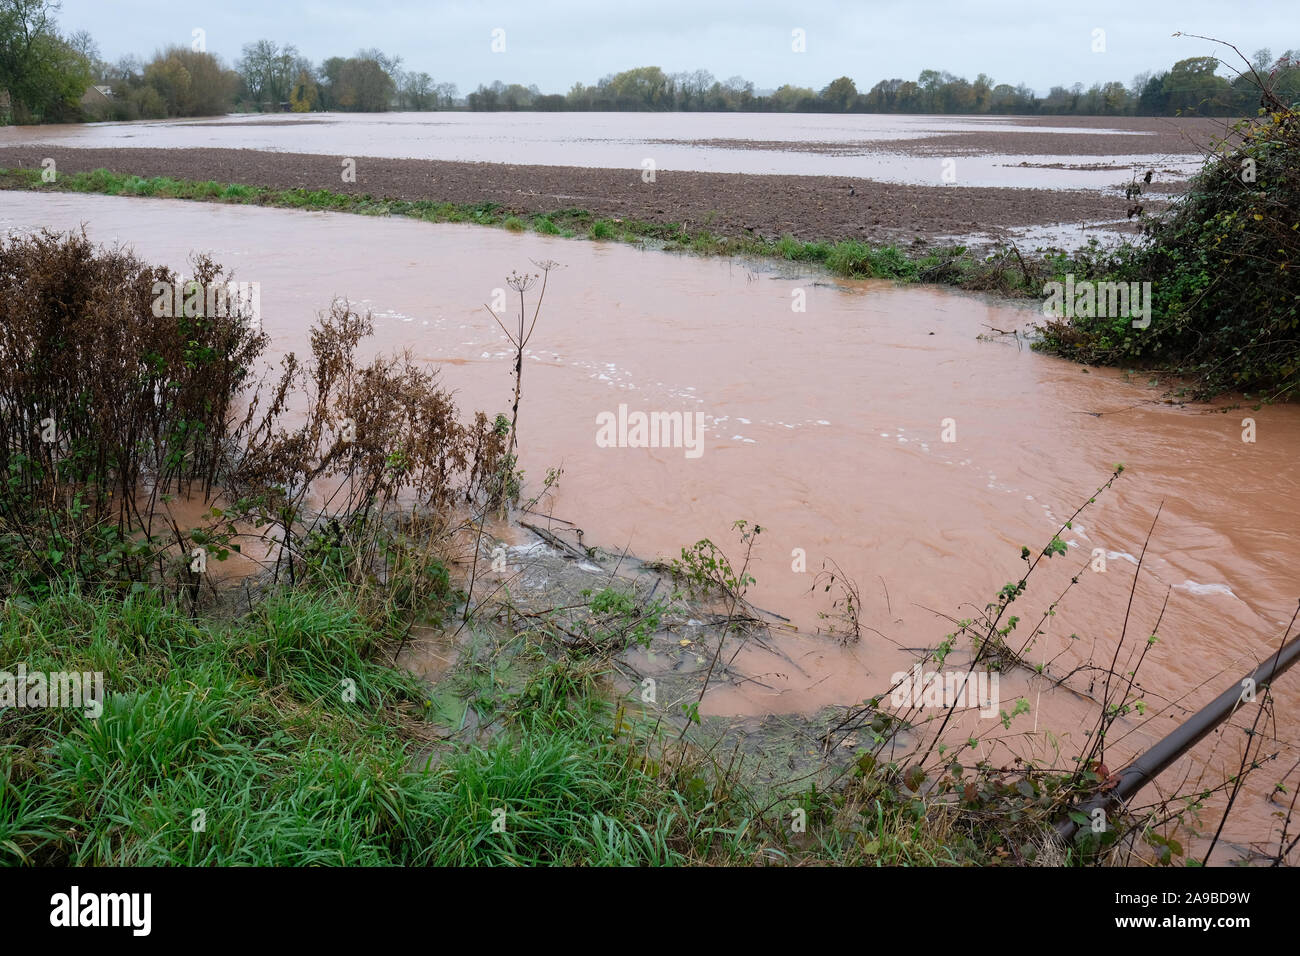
79 85 114 119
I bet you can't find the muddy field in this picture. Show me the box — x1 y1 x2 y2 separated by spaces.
650 114 1226 157
0 144 1158 246
892 114 1227 155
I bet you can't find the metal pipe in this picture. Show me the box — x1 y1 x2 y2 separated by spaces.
1056 630 1300 842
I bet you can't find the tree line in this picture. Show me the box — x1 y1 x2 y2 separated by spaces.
57 37 458 121
1 0 90 121
0 1 458 122
474 55 1298 116
2 0 1295 124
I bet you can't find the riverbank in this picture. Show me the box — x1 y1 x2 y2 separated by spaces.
9 119 1277 400
0 504 1137 867
0 162 1122 306
0 145 1156 249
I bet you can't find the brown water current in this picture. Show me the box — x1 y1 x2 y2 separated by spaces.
4 192 1298 861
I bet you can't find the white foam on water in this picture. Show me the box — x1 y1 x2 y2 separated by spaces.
1174 580 1238 599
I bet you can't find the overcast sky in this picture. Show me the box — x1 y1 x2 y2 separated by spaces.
56 0 1299 95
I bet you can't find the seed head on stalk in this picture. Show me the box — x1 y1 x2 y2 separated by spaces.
484 259 559 460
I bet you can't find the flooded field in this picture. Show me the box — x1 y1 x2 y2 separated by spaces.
0 111 1212 189
4 190 1297 859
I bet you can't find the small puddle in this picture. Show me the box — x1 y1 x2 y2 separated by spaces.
394 625 461 684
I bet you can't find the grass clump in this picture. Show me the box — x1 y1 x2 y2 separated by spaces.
775 234 830 262
0 586 430 865
825 240 920 280
219 183 256 200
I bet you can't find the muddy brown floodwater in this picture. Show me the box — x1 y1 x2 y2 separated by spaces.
4 191 1298 862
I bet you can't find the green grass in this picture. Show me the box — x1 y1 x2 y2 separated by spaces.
824 240 919 280
0 587 430 864
0 587 751 865
775 234 831 262
0 579 1037 866
219 183 256 200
